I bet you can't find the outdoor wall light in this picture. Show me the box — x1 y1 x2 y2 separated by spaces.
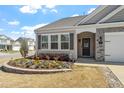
97 36 103 44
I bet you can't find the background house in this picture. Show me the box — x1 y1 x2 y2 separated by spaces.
0 35 14 51
12 37 35 51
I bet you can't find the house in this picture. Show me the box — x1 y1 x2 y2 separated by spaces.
12 37 35 51
0 35 13 51
12 41 21 51
35 5 124 62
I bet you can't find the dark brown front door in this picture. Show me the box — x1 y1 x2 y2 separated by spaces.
82 38 90 56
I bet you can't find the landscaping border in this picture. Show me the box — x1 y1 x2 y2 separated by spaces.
101 67 124 88
2 62 72 74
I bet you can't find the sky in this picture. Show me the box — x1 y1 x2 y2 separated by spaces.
0 5 98 40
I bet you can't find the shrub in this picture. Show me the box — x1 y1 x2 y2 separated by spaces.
27 53 70 62
19 39 28 58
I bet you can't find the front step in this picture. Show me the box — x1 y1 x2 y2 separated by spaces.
76 58 96 63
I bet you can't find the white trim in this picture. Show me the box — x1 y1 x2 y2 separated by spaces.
76 22 124 30
75 5 108 25
76 28 96 34
97 6 124 23
105 32 124 36
60 33 70 50
50 34 59 50
41 34 49 50
81 37 90 57
40 32 70 51
36 22 124 35
35 34 38 55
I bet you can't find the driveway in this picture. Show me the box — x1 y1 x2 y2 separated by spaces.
107 64 124 85
0 51 35 65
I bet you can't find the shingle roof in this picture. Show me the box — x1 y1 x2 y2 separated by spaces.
36 15 87 30
16 37 34 42
0 34 13 41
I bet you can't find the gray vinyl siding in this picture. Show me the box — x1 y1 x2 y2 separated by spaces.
80 5 120 25
104 8 124 23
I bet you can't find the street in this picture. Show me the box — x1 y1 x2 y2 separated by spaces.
0 51 35 64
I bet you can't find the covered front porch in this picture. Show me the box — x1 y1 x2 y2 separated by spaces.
74 28 97 60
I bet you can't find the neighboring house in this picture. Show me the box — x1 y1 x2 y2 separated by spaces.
12 41 21 51
0 35 13 51
12 37 35 51
35 5 124 62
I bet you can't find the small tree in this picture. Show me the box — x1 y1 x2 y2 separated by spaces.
19 39 28 58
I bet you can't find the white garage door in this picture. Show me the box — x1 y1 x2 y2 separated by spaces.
105 32 124 62
12 46 20 51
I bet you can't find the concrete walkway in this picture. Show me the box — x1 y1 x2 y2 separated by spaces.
107 65 124 85
76 58 124 85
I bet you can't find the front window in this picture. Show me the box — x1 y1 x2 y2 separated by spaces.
61 34 69 49
1 39 7 44
41 35 48 49
51 35 58 49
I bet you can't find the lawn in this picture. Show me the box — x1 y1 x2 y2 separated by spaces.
0 65 109 88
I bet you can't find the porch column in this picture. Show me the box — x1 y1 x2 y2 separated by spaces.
74 32 78 59
35 33 38 56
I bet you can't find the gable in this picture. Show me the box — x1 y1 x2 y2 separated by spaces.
78 5 120 25
103 8 124 23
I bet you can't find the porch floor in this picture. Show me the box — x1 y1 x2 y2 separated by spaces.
77 58 96 63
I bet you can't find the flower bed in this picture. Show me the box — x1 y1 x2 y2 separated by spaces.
2 58 72 74
8 58 73 69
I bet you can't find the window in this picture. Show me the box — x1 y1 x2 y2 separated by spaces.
51 35 58 49
41 35 48 49
61 34 69 49
1 39 7 44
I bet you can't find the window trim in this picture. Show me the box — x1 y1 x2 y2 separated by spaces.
51 34 58 50
60 33 70 50
40 33 70 51
41 35 49 49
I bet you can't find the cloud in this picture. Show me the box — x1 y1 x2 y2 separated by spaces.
19 5 58 14
44 5 57 14
11 31 20 34
71 14 80 17
21 23 48 38
19 5 42 14
21 23 48 31
50 9 58 13
87 8 96 14
8 20 20 26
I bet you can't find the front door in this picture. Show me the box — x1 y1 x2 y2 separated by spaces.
82 38 90 56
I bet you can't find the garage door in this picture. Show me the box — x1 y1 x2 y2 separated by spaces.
12 46 20 51
105 32 124 62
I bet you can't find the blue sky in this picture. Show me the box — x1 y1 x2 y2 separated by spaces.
0 5 98 40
